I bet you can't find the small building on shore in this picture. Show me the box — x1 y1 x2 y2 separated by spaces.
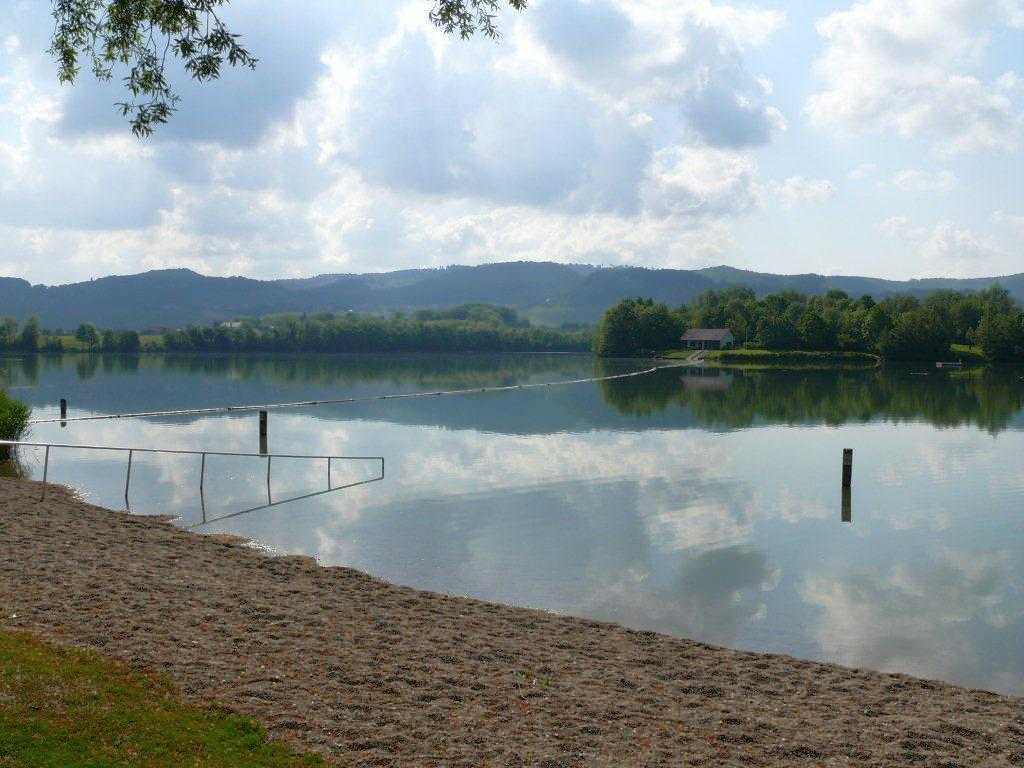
681 328 735 350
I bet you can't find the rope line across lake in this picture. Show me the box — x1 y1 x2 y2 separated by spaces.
28 362 690 425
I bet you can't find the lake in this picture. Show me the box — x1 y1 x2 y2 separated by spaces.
3 353 1023 695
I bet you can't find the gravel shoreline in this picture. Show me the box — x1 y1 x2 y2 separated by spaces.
1 476 1022 766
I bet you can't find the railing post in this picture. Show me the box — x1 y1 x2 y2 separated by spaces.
124 449 133 508
40 445 50 501
266 455 272 504
199 451 207 525
199 450 207 499
327 456 331 489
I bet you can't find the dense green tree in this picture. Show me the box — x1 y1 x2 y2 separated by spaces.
75 323 100 348
756 316 799 350
837 309 871 352
797 309 836 350
978 284 1015 315
0 318 17 349
976 311 1024 361
594 298 684 356
17 317 40 352
878 309 954 361
117 330 142 352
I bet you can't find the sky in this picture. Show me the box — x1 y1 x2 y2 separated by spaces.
0 0 1021 285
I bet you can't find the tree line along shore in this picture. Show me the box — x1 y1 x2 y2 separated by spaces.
1 285 1023 362
594 285 1024 363
0 304 591 355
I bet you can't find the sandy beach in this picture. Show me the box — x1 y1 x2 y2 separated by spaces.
1 476 1021 766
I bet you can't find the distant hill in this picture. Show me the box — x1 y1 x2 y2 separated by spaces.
1 262 1022 329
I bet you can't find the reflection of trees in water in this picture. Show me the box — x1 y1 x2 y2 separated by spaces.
0 354 41 386
76 354 99 380
6 352 613 390
1 353 144 384
157 352 605 390
600 367 1024 434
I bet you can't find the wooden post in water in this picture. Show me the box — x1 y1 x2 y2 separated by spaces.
59 398 67 428
259 410 268 455
841 487 852 523
842 448 853 488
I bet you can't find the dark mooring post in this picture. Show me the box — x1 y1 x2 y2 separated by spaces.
59 398 67 428
259 410 269 455
842 448 853 488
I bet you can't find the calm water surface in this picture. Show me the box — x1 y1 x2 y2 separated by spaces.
4 353 1023 695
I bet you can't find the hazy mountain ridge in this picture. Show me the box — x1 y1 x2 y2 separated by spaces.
2 262 1022 329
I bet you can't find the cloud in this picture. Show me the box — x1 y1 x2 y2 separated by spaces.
641 145 760 217
992 209 1024 233
806 0 1024 153
310 173 743 274
887 169 957 193
880 216 1008 273
768 176 836 206
847 163 877 180
526 0 786 148
0 135 172 231
0 0 789 281
54 0 382 147
334 33 649 214
6 0 1018 284
532 0 636 73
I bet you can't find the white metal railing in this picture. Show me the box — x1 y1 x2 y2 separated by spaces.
0 440 384 523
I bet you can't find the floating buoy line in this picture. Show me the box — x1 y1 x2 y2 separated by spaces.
28 362 689 426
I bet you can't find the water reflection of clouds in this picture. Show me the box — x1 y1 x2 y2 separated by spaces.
310 476 780 648
801 546 1024 693
18 380 1024 695
876 437 991 486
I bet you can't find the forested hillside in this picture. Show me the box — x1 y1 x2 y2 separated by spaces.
2 263 1023 329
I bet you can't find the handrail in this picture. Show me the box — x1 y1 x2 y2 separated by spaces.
0 440 384 514
0 440 381 461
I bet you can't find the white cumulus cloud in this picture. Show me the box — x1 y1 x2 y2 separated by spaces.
806 0 1024 154
887 169 957 193
768 176 836 206
880 216 1009 274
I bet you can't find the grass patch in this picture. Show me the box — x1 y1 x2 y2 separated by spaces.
708 349 879 365
659 349 879 367
46 336 163 352
0 630 327 768
950 344 986 365
0 390 29 441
